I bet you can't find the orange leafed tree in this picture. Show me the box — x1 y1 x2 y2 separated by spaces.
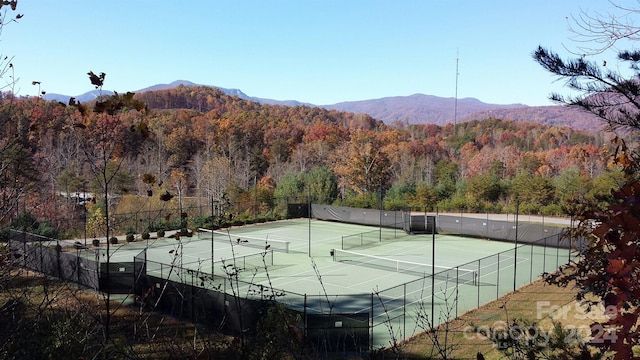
332 130 392 194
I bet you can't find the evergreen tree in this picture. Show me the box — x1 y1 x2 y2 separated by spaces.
535 3 640 359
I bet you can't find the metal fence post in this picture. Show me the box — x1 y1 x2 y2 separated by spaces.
477 259 481 308
77 247 81 283
568 234 572 264
403 283 407 342
303 294 308 340
191 271 195 322
370 292 374 353
543 237 547 273
496 253 500 300
455 267 459 317
530 244 534 283
513 200 519 292
556 237 560 268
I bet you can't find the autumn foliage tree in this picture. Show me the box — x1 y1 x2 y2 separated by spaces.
0 55 629 237
534 2 640 358
333 130 393 196
546 145 640 359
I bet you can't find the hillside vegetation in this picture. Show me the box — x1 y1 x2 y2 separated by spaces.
0 85 629 238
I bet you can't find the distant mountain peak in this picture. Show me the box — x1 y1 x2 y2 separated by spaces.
169 79 197 86
134 80 199 92
40 80 601 130
43 89 114 104
322 94 528 125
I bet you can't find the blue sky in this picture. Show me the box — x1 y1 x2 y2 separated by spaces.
1 1 619 106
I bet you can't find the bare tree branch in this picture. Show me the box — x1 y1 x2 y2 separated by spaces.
565 1 640 55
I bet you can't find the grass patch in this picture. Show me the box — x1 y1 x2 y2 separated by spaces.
394 278 585 359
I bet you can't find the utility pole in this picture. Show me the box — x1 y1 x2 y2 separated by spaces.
454 49 460 131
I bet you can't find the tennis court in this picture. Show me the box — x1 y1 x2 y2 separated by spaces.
140 219 515 293
131 217 572 351
10 210 574 353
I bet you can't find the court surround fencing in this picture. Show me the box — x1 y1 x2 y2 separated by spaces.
313 204 567 247
7 205 580 357
8 230 101 289
129 230 578 355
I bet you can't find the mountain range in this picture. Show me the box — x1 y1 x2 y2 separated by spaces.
43 80 603 131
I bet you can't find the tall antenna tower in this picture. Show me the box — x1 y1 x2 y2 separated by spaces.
454 49 459 130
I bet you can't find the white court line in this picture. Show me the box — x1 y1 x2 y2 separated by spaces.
264 255 417 295
369 276 462 319
269 256 469 316
476 257 531 283
265 235 476 295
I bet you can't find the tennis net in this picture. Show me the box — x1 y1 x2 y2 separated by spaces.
214 250 274 270
199 228 290 253
332 249 478 285
340 223 406 250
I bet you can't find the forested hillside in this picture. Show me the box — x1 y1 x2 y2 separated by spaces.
324 93 525 126
0 85 627 239
458 104 604 131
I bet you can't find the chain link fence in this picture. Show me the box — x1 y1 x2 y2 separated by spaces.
8 205 578 357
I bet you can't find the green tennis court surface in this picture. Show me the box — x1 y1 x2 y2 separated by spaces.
138 218 572 350
134 219 518 294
